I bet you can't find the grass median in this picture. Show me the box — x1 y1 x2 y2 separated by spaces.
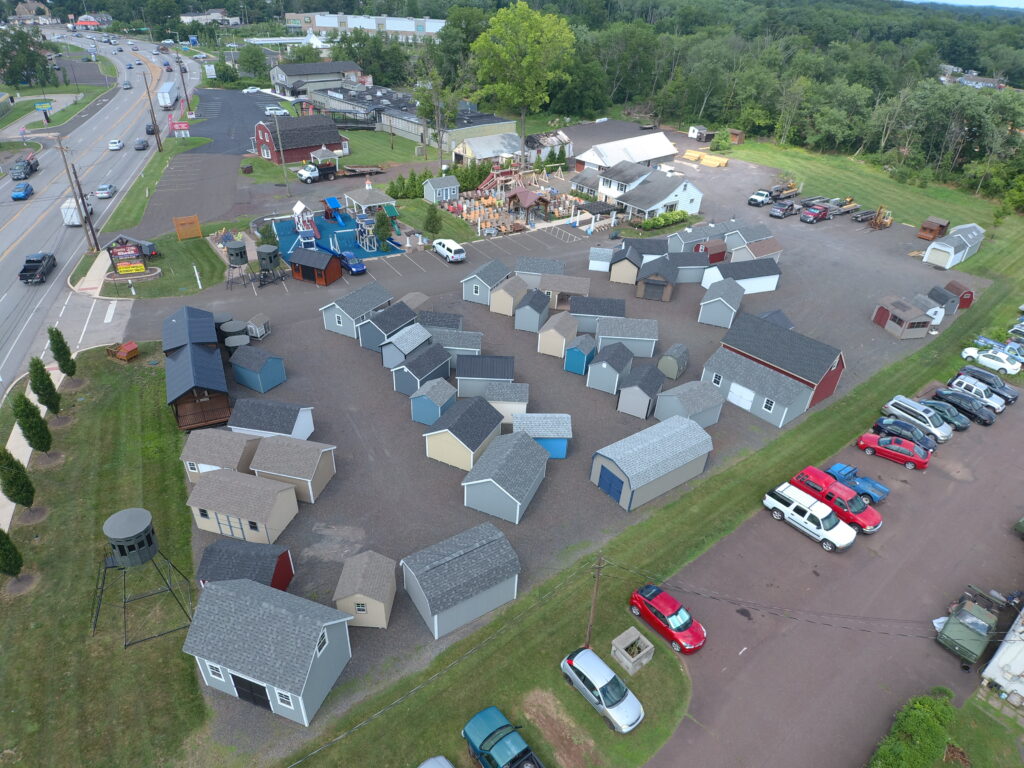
24 85 108 129
396 198 480 242
101 136 212 232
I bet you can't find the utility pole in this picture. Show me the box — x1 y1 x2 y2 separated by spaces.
584 553 604 649
273 112 290 193
141 70 163 151
71 161 100 252
54 136 97 251
178 62 190 118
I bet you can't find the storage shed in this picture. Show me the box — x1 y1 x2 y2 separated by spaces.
537 312 578 358
230 346 287 394
538 275 591 309
461 260 512 305
228 399 315 440
422 175 460 204
489 275 529 316
163 306 218 354
701 259 781 295
183 579 351 726
654 380 725 428
922 223 985 269
391 342 451 396
358 301 416 351
461 432 548 524
410 378 457 425
514 290 550 333
400 523 521 639
165 344 231 430
417 311 463 331
617 364 666 419
511 413 572 459
597 317 659 358
927 285 960 317
484 382 529 425
698 278 745 329
320 283 393 339
429 328 483 370
588 246 614 273
871 296 931 340
917 216 950 241
380 323 431 369
249 436 337 504
608 246 644 285
187 469 299 544
423 397 503 471
456 355 515 398
635 257 677 302
196 539 294 591
591 416 713 511
515 255 565 288
564 334 597 375
180 429 261 484
289 248 342 287
670 251 710 284
570 296 627 334
333 550 397 629
657 343 689 381
586 342 634 394
730 236 783 263
944 280 975 310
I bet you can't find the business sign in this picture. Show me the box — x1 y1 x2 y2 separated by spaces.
110 244 142 259
170 121 190 131
34 102 52 111
204 64 216 79
188 34 199 46
116 261 146 274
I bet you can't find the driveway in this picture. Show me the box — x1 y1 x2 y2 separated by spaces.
646 402 1023 768
188 88 294 155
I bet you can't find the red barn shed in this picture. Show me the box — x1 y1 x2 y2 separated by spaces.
196 539 295 591
944 280 975 311
253 115 347 165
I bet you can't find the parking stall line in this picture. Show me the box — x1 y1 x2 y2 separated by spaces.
403 254 427 272
381 258 402 276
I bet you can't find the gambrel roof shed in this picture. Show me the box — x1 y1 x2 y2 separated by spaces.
595 415 712 488
722 313 841 384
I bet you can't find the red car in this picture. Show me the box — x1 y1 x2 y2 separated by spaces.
629 584 706 654
856 433 930 470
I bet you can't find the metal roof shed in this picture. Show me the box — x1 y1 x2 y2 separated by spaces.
333 550 397 629
399 523 521 639
597 317 659 358
163 305 218 354
461 433 549 524
456 355 515 397
591 416 713 511
570 295 626 334
511 413 572 459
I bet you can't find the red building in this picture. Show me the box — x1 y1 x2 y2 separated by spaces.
252 115 348 164
196 539 295 591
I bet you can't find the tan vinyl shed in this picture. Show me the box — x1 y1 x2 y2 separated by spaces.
537 312 578 358
187 469 299 544
333 550 397 629
489 275 529 316
180 429 261 484
249 436 337 504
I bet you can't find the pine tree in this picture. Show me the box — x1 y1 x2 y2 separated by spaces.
47 327 76 378
404 170 420 199
386 174 406 200
423 204 442 238
28 357 61 415
12 393 52 454
556 144 567 170
0 451 34 509
0 529 23 578
374 208 393 253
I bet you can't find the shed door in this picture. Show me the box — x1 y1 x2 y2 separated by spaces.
958 291 973 309
216 513 244 539
300 264 316 282
231 675 271 710
871 306 890 328
643 282 662 300
597 466 624 501
727 383 755 410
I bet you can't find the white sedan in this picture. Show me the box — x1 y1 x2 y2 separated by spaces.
961 347 1022 376
107 139 124 151
242 86 261 94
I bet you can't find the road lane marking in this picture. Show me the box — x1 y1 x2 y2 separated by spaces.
76 298 97 348
103 301 116 323
739 647 748 656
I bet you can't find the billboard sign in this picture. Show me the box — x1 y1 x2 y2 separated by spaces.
170 121 190 131
116 261 146 274
110 244 142 259
204 64 216 79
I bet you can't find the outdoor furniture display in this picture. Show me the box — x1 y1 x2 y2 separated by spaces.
214 313 233 326
247 313 271 341
106 341 139 364
219 320 247 339
224 335 250 352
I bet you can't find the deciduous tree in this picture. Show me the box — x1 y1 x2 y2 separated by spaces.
238 44 268 79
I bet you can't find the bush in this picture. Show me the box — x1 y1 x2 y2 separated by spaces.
868 689 954 768
0 528 23 577
639 210 691 231
710 133 731 152
257 222 277 246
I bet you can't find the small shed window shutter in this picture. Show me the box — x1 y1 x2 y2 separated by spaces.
316 630 328 656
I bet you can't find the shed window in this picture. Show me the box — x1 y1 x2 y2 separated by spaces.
248 521 259 532
472 284 480 296
335 314 344 327
355 602 367 613
260 145 271 160
763 398 775 413
277 691 293 708
711 373 722 387
207 663 223 680
198 509 210 519
186 461 198 472
316 630 328 656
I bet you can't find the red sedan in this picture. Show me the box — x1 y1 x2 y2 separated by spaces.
856 433 930 470
629 584 706 654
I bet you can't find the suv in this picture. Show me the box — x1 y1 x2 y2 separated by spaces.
790 466 883 533
762 482 857 552
954 365 1018 405
872 417 937 452
931 388 996 425
433 238 466 263
10 153 39 180
947 374 1006 413
881 395 953 443
264 105 290 117
921 399 971 431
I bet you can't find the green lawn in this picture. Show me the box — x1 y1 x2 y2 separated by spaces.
239 155 303 185
100 232 225 299
396 198 480 242
937 694 1024 768
344 130 438 166
0 345 207 768
0 84 105 130
24 85 108 129
101 136 212 232
68 250 95 288
0 378 29 441
616 216 703 239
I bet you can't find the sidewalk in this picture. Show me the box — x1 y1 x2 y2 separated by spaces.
73 248 116 297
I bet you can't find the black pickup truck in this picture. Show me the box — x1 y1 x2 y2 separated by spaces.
19 252 57 284
10 153 39 181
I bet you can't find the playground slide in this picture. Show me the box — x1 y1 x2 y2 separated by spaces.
315 239 341 256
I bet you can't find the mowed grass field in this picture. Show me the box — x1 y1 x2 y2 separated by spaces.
396 198 480 243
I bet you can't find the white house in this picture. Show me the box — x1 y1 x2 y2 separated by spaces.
576 132 677 171
596 161 701 220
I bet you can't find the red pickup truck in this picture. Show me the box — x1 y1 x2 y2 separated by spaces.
790 466 883 533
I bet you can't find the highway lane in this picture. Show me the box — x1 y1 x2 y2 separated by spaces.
0 37 202 391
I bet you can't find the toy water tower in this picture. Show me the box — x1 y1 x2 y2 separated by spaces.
225 240 250 290
256 244 285 287
91 508 193 648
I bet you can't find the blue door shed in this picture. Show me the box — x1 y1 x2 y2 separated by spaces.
410 378 457 425
564 334 596 375
230 346 287 394
511 413 572 459
597 466 624 500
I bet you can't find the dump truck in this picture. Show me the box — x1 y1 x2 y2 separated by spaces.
296 160 337 184
936 586 1007 668
60 198 94 226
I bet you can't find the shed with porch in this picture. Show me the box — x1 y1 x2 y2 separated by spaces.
165 344 231 430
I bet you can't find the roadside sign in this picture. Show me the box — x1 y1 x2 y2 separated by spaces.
170 121 190 131
203 64 216 79
116 261 146 275
34 102 52 111
188 35 199 46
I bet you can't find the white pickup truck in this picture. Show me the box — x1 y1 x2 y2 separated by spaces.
762 482 856 552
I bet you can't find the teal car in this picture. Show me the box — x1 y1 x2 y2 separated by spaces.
11 182 34 201
462 706 544 768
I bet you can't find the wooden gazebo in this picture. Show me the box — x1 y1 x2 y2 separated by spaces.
506 187 550 222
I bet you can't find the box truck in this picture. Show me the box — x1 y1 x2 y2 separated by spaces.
156 81 179 110
60 198 94 227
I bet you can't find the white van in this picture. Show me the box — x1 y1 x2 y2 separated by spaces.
882 395 953 443
432 238 466 263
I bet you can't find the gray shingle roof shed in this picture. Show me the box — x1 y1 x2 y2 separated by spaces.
592 342 633 372
597 317 659 340
165 344 228 403
512 413 572 439
706 347 809 404
412 378 456 406
702 277 745 308
423 175 459 192
660 380 725 414
661 343 688 369
429 327 483 353
386 323 431 354
461 260 512 289
228 399 310 435
322 282 393 319
163 306 217 352
462 432 548 503
928 285 957 307
714 259 781 280
620 364 666 397
249 436 335 480
736 222 773 243
417 311 463 331
332 550 396 604
568 334 597 355
595 415 713 487
619 237 670 256
399 523 521 614
637 256 677 283
484 382 530 403
229 345 279 373
516 289 550 314
196 539 287 586
369 301 416 335
183 579 351 696
403 342 451 377
722 313 841 384
570 296 626 318
515 256 565 275
423 397 503 451
457 355 514 380
289 248 334 270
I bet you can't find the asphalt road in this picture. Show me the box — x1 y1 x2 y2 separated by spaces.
0 35 201 389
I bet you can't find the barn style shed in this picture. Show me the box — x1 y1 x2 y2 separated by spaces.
410 378 457 425
597 317 659 358
289 249 343 287
484 382 529 425
228 399 315 439
181 429 261 484
489 275 529 316
380 323 431 369
564 334 597 375
183 579 352 726
196 539 294 592
456 355 515 397
392 342 451 396
698 278 745 329
358 301 417 351
922 224 985 269
461 432 549 524
654 381 725 428
657 344 689 381
514 289 551 333
872 296 931 340
319 283 393 338
586 342 634 394
512 413 572 459
187 469 299 544
701 259 781 295
591 416 713 511
249 436 337 504
230 346 287 394
462 261 512 305
570 296 627 334
400 523 521 639
429 328 483 370
944 280 975 310
333 550 397 629
423 397 503 471
537 312 578 358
